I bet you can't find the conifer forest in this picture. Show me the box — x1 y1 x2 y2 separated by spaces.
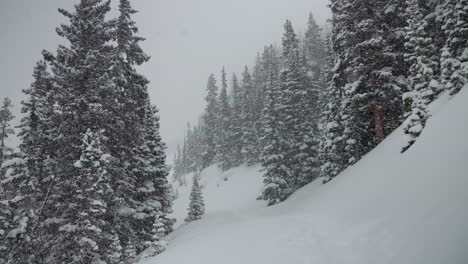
1 0 468 263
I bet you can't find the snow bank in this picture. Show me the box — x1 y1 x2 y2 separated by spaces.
143 89 468 264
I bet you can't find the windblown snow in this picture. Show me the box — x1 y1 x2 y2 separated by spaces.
141 89 468 264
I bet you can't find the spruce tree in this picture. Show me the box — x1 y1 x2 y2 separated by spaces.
240 66 259 165
3 60 59 263
0 98 15 167
401 0 440 152
304 13 326 82
38 1 121 262
26 0 173 262
146 214 168 256
173 144 186 186
112 2 156 257
439 0 468 96
202 74 219 168
130 104 174 255
334 0 406 167
318 18 347 182
215 67 232 170
227 74 244 167
258 68 291 205
185 172 205 222
0 154 33 264
280 20 320 189
52 128 120 264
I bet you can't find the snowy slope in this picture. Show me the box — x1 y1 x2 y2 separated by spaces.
142 89 468 264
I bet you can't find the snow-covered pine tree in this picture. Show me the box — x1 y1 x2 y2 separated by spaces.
252 54 267 121
439 0 468 96
240 66 259 165
258 64 291 206
146 214 168 257
215 67 233 170
401 0 440 153
185 172 205 222
131 104 174 254
51 128 120 264
227 73 244 167
173 144 186 186
304 12 326 82
258 44 281 154
3 60 59 263
114 0 151 155
280 20 320 189
318 15 347 182
19 60 56 180
185 123 198 172
39 1 121 262
0 154 31 264
336 0 406 167
0 98 15 167
251 55 267 160
112 2 156 257
202 74 219 168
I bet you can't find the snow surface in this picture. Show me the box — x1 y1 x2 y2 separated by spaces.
141 89 468 264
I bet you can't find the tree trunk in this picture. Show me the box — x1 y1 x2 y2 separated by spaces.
372 103 385 142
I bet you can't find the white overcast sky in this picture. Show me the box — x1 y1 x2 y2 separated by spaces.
0 0 331 157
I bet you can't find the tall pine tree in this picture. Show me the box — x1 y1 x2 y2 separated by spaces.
202 74 219 168
0 98 15 167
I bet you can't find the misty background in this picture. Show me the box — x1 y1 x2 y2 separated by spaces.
0 0 331 159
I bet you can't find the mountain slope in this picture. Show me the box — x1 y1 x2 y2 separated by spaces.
141 89 468 264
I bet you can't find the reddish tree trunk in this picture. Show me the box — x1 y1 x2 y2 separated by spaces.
372 103 385 142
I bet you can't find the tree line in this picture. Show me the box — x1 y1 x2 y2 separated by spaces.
173 0 468 206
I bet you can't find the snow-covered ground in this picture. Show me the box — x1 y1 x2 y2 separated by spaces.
141 89 468 264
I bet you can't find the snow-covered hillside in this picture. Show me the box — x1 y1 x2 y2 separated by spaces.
141 89 468 264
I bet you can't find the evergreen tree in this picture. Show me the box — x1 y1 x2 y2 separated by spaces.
227 74 244 167
258 66 291 205
185 123 197 171
2 60 58 263
13 0 174 262
401 0 440 152
53 128 120 264
131 104 174 254
439 0 468 96
114 0 151 155
173 144 186 186
335 0 406 167
112 2 157 257
0 154 33 263
259 21 321 205
215 67 233 170
0 98 15 167
304 13 326 82
240 66 259 165
146 214 168 257
280 20 320 189
184 172 205 222
202 74 219 168
39 1 121 262
252 54 267 120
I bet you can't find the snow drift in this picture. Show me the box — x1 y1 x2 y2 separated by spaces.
141 89 468 264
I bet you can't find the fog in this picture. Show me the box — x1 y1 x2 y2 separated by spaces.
0 0 331 156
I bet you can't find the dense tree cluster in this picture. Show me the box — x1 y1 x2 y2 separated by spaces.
174 1 468 205
0 1 174 263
